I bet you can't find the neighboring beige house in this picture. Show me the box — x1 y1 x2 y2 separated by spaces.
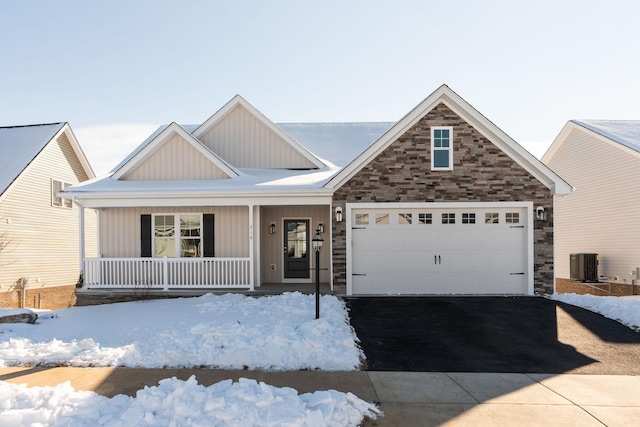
63 85 571 299
543 120 640 296
0 123 96 309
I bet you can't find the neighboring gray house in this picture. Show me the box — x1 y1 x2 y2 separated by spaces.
543 120 640 295
0 123 96 309
63 85 571 298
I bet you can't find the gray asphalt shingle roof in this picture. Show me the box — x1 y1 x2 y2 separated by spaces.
573 120 640 153
0 122 65 195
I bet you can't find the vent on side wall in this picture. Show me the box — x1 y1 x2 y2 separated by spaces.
570 253 599 282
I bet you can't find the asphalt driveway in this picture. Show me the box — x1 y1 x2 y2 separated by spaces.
346 296 640 374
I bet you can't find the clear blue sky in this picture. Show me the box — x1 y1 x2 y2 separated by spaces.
1 1 639 174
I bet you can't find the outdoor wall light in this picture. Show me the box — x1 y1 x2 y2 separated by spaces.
335 207 343 223
535 206 546 221
269 222 276 234
317 223 324 233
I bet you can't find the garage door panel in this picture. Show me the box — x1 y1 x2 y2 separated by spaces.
350 206 528 295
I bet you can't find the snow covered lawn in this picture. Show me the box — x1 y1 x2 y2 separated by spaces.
0 292 363 370
0 293 383 426
0 376 381 426
551 293 640 332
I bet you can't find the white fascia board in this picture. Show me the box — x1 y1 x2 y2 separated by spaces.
326 84 572 195
60 123 96 179
440 96 573 195
73 192 333 208
541 121 575 164
325 87 447 189
111 123 239 180
546 121 640 163
193 95 326 169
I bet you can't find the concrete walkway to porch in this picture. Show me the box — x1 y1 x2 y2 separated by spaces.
1 367 638 426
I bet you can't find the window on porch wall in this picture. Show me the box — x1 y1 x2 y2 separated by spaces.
141 214 214 258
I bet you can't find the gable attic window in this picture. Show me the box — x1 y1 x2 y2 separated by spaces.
431 126 453 170
52 179 73 208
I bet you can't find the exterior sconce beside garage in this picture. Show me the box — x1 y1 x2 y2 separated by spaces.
335 207 343 223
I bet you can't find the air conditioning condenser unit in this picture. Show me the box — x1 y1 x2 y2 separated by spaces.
570 253 599 282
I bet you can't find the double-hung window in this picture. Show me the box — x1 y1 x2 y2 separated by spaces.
431 126 453 170
153 214 202 257
52 179 73 208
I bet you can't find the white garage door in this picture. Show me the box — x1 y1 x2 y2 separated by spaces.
349 204 531 295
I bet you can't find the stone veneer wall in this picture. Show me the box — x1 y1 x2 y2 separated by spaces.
332 103 555 294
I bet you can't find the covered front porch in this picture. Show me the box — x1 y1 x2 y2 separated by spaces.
76 199 334 295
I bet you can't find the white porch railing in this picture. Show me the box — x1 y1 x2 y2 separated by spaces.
83 257 252 290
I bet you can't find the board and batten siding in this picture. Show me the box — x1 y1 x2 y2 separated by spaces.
547 128 640 281
259 206 330 284
121 133 231 181
197 105 317 169
0 132 96 290
99 206 249 258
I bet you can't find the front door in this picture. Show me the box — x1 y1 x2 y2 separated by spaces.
283 219 310 279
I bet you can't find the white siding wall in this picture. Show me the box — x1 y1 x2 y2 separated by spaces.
547 129 640 281
99 206 249 257
122 134 230 181
0 132 96 289
198 105 317 169
259 206 331 283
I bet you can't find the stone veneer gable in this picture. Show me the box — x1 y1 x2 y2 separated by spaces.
331 102 554 294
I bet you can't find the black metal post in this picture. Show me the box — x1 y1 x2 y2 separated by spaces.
315 247 320 319
312 226 323 320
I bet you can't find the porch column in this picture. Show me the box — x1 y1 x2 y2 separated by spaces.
248 204 255 290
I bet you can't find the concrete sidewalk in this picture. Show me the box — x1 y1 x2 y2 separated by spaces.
1 367 639 426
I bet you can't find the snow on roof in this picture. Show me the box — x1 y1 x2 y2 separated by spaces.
89 121 392 196
0 122 65 195
110 122 392 175
277 122 394 167
573 120 640 153
68 164 340 195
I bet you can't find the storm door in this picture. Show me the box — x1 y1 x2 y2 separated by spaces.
283 219 310 279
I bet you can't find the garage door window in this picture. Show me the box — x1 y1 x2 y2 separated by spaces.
418 213 432 224
462 213 476 224
355 213 369 225
485 213 499 224
506 213 520 224
442 213 455 224
398 213 412 224
376 213 389 225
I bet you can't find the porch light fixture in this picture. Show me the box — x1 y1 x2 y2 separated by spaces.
317 223 324 233
334 207 343 223
312 227 324 319
535 206 546 221
269 222 276 234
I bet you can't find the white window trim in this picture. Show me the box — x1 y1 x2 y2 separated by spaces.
431 126 454 171
51 179 72 208
152 213 203 258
